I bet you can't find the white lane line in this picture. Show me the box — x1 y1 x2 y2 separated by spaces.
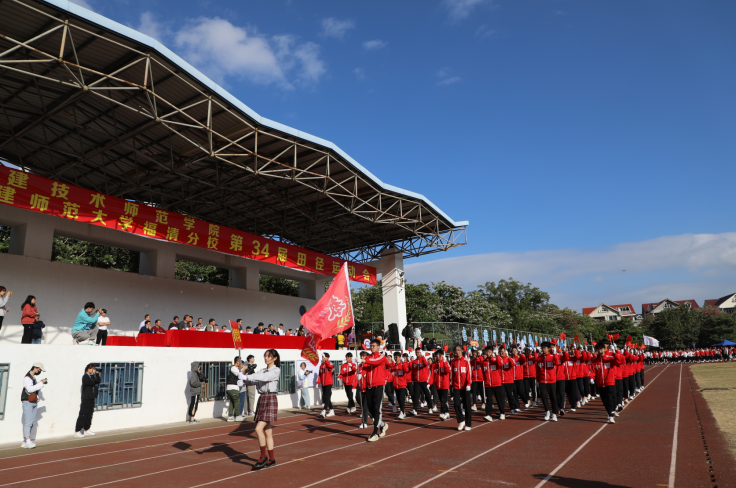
82 417 440 488
0 418 358 486
0 412 310 459
668 364 683 488
0 413 317 470
410 423 547 488
532 364 672 488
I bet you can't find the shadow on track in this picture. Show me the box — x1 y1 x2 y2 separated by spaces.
533 474 632 488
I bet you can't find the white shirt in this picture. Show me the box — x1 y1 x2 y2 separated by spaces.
98 316 110 331
139 320 147 330
227 366 242 391
23 375 44 395
278 328 285 336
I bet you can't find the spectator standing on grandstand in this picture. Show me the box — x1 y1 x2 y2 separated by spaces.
0 286 12 331
241 349 281 469
277 324 285 335
188 362 205 424
240 355 257 416
152 319 165 334
20 295 38 344
74 363 101 438
226 357 244 422
298 361 312 409
72 302 101 345
21 362 46 448
168 316 180 330
318 353 335 417
96 309 110 345
139 314 150 330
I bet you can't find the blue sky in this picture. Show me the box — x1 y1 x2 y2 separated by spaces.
71 0 736 311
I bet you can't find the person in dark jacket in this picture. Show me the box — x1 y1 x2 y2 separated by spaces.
74 363 101 438
188 362 205 424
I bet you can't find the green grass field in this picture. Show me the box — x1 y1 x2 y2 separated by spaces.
690 363 736 459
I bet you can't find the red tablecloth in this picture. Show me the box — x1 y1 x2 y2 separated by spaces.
166 330 235 348
106 336 136 347
239 335 336 350
136 334 167 347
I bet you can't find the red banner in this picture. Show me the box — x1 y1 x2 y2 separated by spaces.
230 320 243 350
0 166 377 284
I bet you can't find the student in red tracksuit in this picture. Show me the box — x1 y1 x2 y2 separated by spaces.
587 351 597 398
363 339 390 442
592 341 621 423
470 349 485 411
511 347 529 408
410 352 432 415
636 351 645 390
552 345 570 415
535 342 560 421
576 349 590 404
384 355 396 411
391 351 410 419
317 353 334 418
561 345 580 412
498 347 520 413
338 353 357 414
482 347 506 421
427 357 439 412
450 345 473 431
356 351 371 428
522 348 538 406
432 350 451 420
613 347 625 412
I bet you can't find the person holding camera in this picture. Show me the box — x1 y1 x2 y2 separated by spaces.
0 286 12 331
74 363 101 438
239 355 257 417
188 362 206 424
72 302 101 345
298 361 312 409
21 362 47 448
226 357 245 422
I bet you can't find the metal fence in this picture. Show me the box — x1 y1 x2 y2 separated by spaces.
94 362 144 411
199 361 230 401
0 364 9 420
332 360 344 390
355 322 562 350
278 361 296 395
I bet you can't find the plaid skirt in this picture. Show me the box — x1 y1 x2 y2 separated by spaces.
254 392 278 423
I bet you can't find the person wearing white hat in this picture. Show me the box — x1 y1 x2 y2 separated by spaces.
21 362 47 448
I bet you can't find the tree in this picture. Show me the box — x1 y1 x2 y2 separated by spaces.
175 260 228 286
645 306 703 349
0 225 10 253
259 275 299 297
352 282 384 323
53 236 140 273
477 278 550 325
698 311 736 346
405 283 440 323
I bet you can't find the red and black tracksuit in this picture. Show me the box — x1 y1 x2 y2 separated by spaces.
521 352 538 404
432 358 451 415
535 353 560 414
513 353 528 406
592 351 621 416
499 355 519 411
338 360 357 411
554 351 570 413
317 360 334 411
364 352 390 432
482 355 506 416
451 356 472 426
391 360 411 415
470 356 485 405
411 355 432 413
560 349 580 409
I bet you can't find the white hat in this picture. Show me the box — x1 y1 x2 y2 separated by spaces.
32 362 46 372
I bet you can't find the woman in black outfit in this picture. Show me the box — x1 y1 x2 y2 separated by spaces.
74 363 101 437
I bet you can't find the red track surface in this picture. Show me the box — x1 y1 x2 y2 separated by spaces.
2 364 734 488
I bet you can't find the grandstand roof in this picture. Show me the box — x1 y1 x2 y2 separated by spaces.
0 0 467 263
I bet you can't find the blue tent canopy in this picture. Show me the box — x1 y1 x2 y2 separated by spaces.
711 340 736 347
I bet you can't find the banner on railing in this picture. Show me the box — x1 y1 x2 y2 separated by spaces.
0 167 377 284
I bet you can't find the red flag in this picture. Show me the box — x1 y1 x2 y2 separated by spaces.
592 341 597 346
230 320 243 350
573 335 579 343
551 338 558 345
300 263 355 365
535 342 539 347
612 333 620 341
584 340 588 345
560 333 566 340
626 335 632 342
443 344 449 352
463 345 468 352
408 348 413 353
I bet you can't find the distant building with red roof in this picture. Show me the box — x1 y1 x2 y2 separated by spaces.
583 303 641 323
641 299 700 318
703 293 736 314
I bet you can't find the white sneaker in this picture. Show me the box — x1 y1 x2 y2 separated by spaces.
235 416 244 421
74 431 85 438
499 413 506 420
576 401 581 408
457 421 465 431
544 411 551 421
515 408 521 413
614 411 620 417
471 405 477 411
464 426 472 431
367 434 379 442
484 415 493 422
551 414 558 422
22 440 36 448
482 403 486 409
320 410 326 418
226 416 235 422
570 408 576 412
359 423 367 429
84 431 96 436
608 416 616 424
444 413 451 420
380 423 389 437
421 402 427 408
525 403 530 408
392 405 397 413
411 410 418 416
326 410 335 417
439 413 446 421
398 412 406 420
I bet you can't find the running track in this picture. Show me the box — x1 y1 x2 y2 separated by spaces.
1 364 734 488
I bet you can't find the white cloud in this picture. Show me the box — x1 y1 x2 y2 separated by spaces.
173 17 325 89
321 17 355 39
69 0 94 10
475 25 496 38
136 12 165 42
363 39 388 51
353 67 365 80
436 67 461 85
442 0 488 21
405 233 736 312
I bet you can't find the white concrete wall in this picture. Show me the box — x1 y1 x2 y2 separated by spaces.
0 344 353 445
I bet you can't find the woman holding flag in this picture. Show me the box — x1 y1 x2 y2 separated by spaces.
240 349 281 469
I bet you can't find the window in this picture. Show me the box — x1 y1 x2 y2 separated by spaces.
278 361 296 395
685 302 691 308
608 315 619 321
664 302 675 309
0 364 9 420
199 361 231 401
617 307 630 313
332 360 344 390
94 362 144 411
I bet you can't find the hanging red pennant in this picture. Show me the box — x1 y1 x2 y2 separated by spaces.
443 344 449 352
612 333 620 341
573 335 580 343
560 333 566 340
